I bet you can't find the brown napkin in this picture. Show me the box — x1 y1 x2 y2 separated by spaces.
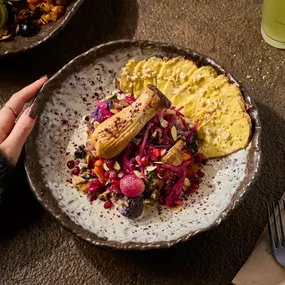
232 193 285 285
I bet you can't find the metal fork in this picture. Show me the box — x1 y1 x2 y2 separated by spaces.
267 200 285 268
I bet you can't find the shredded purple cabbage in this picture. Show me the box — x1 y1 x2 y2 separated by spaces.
165 168 186 206
187 120 199 143
83 97 203 209
121 143 135 174
124 96 136 105
139 123 153 157
161 160 192 172
90 99 114 124
176 106 184 112
146 144 171 149
177 129 191 137
96 100 113 119
105 99 113 109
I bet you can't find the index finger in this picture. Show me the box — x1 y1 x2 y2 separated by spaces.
0 76 48 143
7 76 48 115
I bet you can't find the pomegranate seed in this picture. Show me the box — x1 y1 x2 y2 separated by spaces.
92 178 102 187
111 179 120 186
110 185 121 193
67 160 75 169
89 194 97 202
141 157 148 166
197 170 205 177
156 166 161 172
104 171 110 178
104 200 113 209
106 160 114 168
88 185 100 195
192 183 200 189
109 171 117 180
152 148 160 158
75 160 80 165
196 153 204 163
188 187 197 193
72 166 80 175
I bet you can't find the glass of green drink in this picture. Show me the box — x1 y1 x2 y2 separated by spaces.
261 0 285 49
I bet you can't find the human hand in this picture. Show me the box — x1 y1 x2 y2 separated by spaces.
0 76 48 166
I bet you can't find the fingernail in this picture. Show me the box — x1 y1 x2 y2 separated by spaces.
40 75 48 79
28 103 39 119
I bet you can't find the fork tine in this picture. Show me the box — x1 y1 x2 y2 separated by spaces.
268 203 275 249
278 201 285 246
273 202 281 247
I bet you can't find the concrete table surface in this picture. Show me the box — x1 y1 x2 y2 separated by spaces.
0 0 285 284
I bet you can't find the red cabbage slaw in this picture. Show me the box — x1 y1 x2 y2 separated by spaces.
68 90 205 216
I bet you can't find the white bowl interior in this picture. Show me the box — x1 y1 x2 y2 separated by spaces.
36 47 249 243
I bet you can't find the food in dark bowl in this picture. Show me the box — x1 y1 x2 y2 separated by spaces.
0 0 70 41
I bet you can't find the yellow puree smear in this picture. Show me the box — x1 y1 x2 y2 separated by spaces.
119 56 251 158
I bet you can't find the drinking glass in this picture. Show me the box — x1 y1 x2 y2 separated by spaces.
261 0 285 49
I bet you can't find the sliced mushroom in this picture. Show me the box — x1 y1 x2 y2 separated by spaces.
90 85 171 159
161 139 185 166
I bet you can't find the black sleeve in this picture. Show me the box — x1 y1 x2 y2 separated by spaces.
0 152 14 198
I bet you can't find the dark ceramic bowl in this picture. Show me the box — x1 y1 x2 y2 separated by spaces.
0 0 84 57
25 40 261 250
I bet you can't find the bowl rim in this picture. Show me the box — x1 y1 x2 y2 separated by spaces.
24 39 262 250
0 0 84 57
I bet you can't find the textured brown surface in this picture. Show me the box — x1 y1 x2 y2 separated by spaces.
0 0 285 284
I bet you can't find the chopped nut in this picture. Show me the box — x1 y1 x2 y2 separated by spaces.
78 183 89 193
146 165 157 172
143 199 153 205
72 176 85 185
184 178 191 188
113 161 121 171
180 72 186 80
166 109 176 115
171 125 177 141
99 190 111 201
133 170 144 179
117 94 125 100
160 117 169 128
103 162 110 171
151 190 159 200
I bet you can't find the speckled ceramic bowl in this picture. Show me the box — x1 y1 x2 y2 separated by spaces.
0 0 84 57
25 40 261 250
